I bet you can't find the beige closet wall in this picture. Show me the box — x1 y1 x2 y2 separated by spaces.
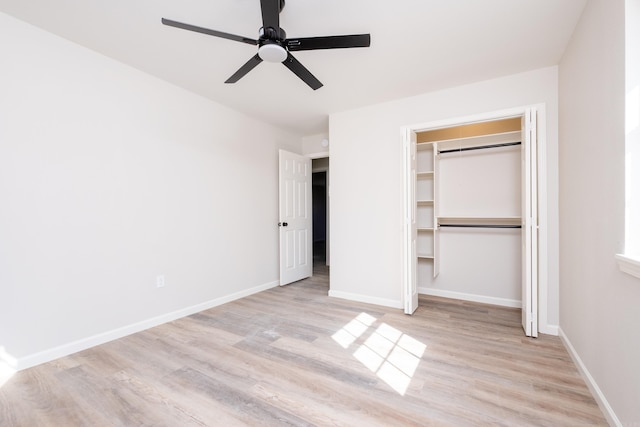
415 119 524 306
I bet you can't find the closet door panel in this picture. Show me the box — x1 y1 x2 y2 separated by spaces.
521 108 538 337
403 130 419 314
433 143 440 277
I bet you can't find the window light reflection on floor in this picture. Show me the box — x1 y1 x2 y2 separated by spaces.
331 313 427 395
0 360 16 388
331 312 376 348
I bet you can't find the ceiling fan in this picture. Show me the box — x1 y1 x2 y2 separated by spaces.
162 0 371 90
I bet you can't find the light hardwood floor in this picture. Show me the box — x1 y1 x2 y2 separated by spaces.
0 265 607 426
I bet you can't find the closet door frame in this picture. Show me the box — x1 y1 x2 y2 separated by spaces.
401 104 547 336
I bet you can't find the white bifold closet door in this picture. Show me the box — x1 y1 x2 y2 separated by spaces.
521 108 538 337
404 129 419 314
403 107 540 338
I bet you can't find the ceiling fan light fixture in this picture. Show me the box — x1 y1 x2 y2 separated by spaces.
259 43 287 63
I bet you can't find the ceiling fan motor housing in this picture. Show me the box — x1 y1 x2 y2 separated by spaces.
259 26 286 42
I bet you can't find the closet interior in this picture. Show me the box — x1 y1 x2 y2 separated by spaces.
414 117 525 308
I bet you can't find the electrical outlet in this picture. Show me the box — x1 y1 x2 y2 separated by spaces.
156 275 165 288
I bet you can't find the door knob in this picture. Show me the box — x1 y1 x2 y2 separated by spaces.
278 222 289 227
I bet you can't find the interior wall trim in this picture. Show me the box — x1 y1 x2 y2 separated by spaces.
328 290 403 309
3 280 280 371
615 254 640 280
418 287 521 308
559 327 622 427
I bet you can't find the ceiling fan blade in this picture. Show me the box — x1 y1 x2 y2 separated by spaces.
161 18 257 46
282 53 322 90
286 34 371 51
225 54 263 84
260 0 281 31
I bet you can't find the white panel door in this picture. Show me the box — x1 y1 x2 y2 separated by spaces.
279 150 312 286
403 129 419 314
521 109 539 337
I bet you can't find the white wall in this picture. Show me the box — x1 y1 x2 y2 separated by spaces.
302 133 329 157
329 67 560 331
0 12 301 369
558 0 640 424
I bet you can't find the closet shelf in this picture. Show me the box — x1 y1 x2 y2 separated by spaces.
428 130 521 148
414 141 438 278
438 216 521 227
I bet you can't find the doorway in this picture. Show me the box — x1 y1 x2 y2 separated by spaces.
312 157 329 269
313 171 327 265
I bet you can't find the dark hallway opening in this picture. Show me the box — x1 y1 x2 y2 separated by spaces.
312 171 326 266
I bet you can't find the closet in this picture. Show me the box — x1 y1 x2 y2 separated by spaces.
403 111 538 337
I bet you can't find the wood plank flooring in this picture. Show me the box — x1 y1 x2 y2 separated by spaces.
0 265 607 426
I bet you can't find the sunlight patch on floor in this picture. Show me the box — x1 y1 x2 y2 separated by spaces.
332 313 426 395
331 312 376 349
0 358 16 388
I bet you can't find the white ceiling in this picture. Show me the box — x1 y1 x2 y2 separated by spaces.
0 0 587 135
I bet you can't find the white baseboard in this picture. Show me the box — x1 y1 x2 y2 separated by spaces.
328 290 403 309
558 327 621 427
419 287 521 308
5 280 280 371
419 288 559 336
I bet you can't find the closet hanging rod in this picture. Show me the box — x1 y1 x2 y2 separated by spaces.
439 224 522 229
438 141 521 155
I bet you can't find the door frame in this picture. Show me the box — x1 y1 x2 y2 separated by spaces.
400 104 548 334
